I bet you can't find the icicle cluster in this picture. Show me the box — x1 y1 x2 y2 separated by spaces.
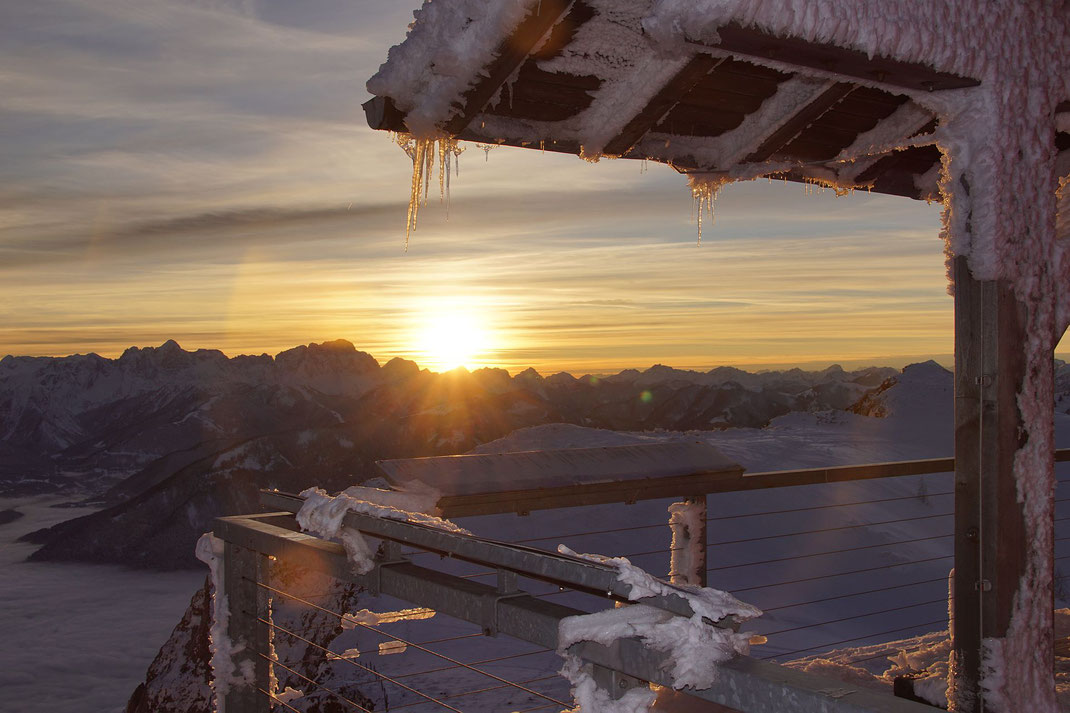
394 133 465 249
688 174 731 245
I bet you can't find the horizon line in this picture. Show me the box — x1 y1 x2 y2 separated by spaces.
6 338 1065 378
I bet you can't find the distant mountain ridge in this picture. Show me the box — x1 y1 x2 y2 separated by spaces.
6 340 1062 571
0 339 901 495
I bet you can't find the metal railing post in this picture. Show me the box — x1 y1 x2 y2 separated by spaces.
669 496 708 587
222 541 272 713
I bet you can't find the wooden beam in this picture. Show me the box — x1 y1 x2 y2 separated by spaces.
843 141 942 200
602 54 725 157
952 255 1032 712
362 95 409 132
443 0 574 136
702 21 980 92
743 82 856 163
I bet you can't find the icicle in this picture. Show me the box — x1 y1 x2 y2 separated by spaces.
396 133 465 249
438 140 446 204
802 175 853 197
688 174 729 246
422 142 433 206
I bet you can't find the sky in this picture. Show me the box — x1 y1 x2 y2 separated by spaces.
2 0 1061 374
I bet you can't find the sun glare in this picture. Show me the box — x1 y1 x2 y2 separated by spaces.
413 302 493 372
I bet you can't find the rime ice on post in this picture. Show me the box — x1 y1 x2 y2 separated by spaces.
668 498 707 587
196 532 271 713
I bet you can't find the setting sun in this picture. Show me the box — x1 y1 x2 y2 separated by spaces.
412 302 493 372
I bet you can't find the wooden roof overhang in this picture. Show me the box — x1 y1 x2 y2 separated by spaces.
362 1 1070 202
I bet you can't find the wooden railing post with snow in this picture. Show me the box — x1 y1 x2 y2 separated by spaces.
221 540 272 713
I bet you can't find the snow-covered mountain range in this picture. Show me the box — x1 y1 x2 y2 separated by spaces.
4 340 919 569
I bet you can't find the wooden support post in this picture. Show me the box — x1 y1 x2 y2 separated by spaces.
222 541 272 713
669 497 708 587
952 256 1031 712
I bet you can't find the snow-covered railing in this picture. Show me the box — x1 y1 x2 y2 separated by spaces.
198 450 1070 712
202 496 952 712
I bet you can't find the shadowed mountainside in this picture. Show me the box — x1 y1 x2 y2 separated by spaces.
1 340 971 569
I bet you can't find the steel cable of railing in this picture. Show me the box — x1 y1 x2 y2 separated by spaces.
430 517 1064 578
252 616 464 712
512 703 565 713
272 617 484 659
257 687 304 713
256 581 572 709
495 491 961 548
732 554 953 594
509 520 668 545
705 491 954 523
708 511 953 549
760 598 947 637
614 510 955 561
760 576 947 612
389 648 553 681
259 652 382 713
385 675 564 712
623 531 956 569
706 533 952 573
308 631 487 661
760 618 949 661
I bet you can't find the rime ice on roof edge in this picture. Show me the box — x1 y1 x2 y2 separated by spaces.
367 0 537 137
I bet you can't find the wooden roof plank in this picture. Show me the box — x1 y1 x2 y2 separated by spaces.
443 0 574 136
702 21 981 92
603 54 726 157
744 82 856 163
